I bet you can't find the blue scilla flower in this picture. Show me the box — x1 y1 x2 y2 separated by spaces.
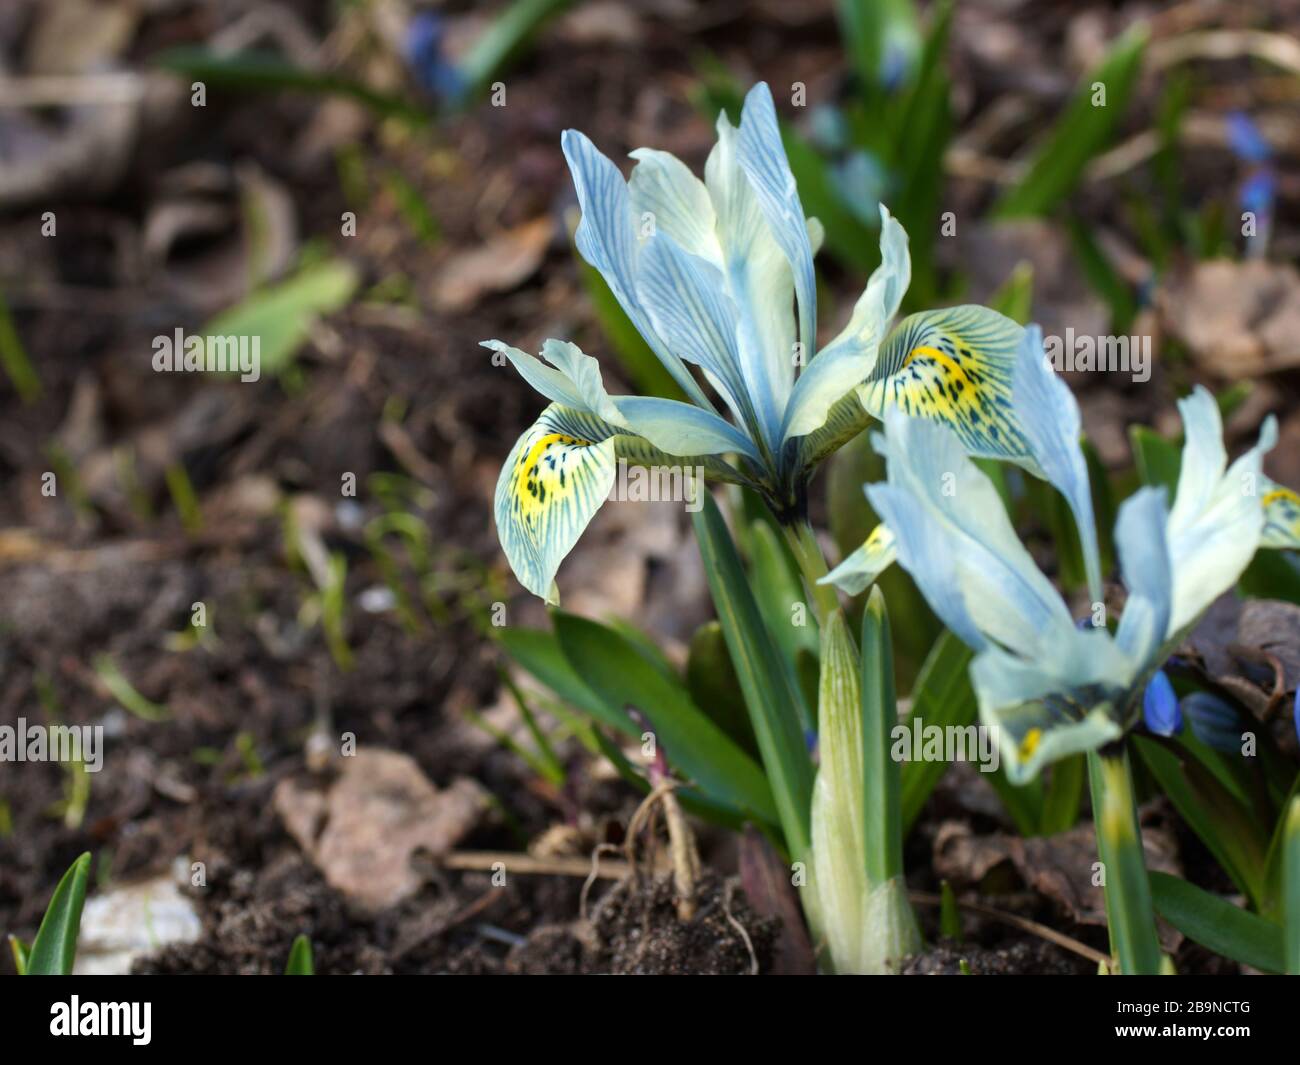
404 12 465 102
1181 691 1244 754
1226 112 1272 165
1142 671 1181 737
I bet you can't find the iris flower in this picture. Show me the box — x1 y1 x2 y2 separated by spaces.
864 332 1284 782
489 83 1091 605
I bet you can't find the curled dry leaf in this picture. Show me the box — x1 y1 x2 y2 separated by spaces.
431 216 553 313
274 749 490 912
1186 595 1300 718
1160 260 1300 380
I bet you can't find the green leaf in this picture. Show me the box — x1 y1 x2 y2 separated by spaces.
900 630 975 833
0 289 40 404
1040 754 1086 835
1129 424 1181 496
457 0 574 102
570 235 685 401
1284 796 1300 974
836 0 920 91
939 880 963 942
1134 736 1268 908
1149 872 1284 973
1068 216 1137 331
284 934 314 975
686 621 760 760
693 495 814 859
1239 549 1300 606
749 520 820 664
861 588 903 884
553 611 779 827
987 766 1044 837
153 49 427 123
496 627 637 739
202 259 359 379
8 935 29 976
988 261 1034 324
26 852 91 975
993 25 1148 218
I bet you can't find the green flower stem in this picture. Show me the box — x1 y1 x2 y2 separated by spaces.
1088 746 1163 975
783 521 840 625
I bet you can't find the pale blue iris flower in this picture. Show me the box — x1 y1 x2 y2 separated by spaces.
489 83 1065 604
867 344 1278 782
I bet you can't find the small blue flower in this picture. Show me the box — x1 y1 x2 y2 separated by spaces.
1142 671 1181 737
1182 691 1243 753
1226 112 1272 164
404 13 465 102
1240 170 1276 219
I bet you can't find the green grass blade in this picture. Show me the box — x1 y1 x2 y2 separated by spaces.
1040 753 1086 835
8 935 30 975
1149 872 1283 973
693 495 814 859
993 25 1147 218
26 852 92 975
457 0 573 102
285 934 314 975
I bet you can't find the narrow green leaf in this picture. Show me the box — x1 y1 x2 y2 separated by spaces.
939 880 963 942
988 766 1044 837
495 627 637 739
1284 796 1300 974
1134 736 1268 908
0 290 40 403
1149 872 1283 974
553 611 779 827
750 520 820 663
861 588 902 884
693 495 814 859
285 934 314 975
686 621 760 760
988 261 1034 324
1040 753 1086 835
8 935 29 976
900 631 975 833
457 0 574 102
993 26 1148 218
154 49 426 123
202 259 359 378
26 852 91 975
1129 424 1181 496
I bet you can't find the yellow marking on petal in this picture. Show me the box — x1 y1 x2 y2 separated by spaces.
1263 487 1299 508
1018 727 1043 762
902 345 970 384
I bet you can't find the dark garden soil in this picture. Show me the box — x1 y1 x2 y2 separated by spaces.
1 0 1297 974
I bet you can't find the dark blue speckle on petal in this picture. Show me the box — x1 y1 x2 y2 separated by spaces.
1142 671 1182 737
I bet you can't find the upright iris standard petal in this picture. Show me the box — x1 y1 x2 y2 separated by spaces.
735 83 817 366
780 207 909 443
1142 671 1182 737
1165 388 1272 634
1012 325 1103 604
561 130 713 410
1111 487 1173 668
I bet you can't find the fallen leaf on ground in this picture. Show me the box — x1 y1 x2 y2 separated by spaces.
275 749 489 912
1160 260 1300 380
431 217 552 313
